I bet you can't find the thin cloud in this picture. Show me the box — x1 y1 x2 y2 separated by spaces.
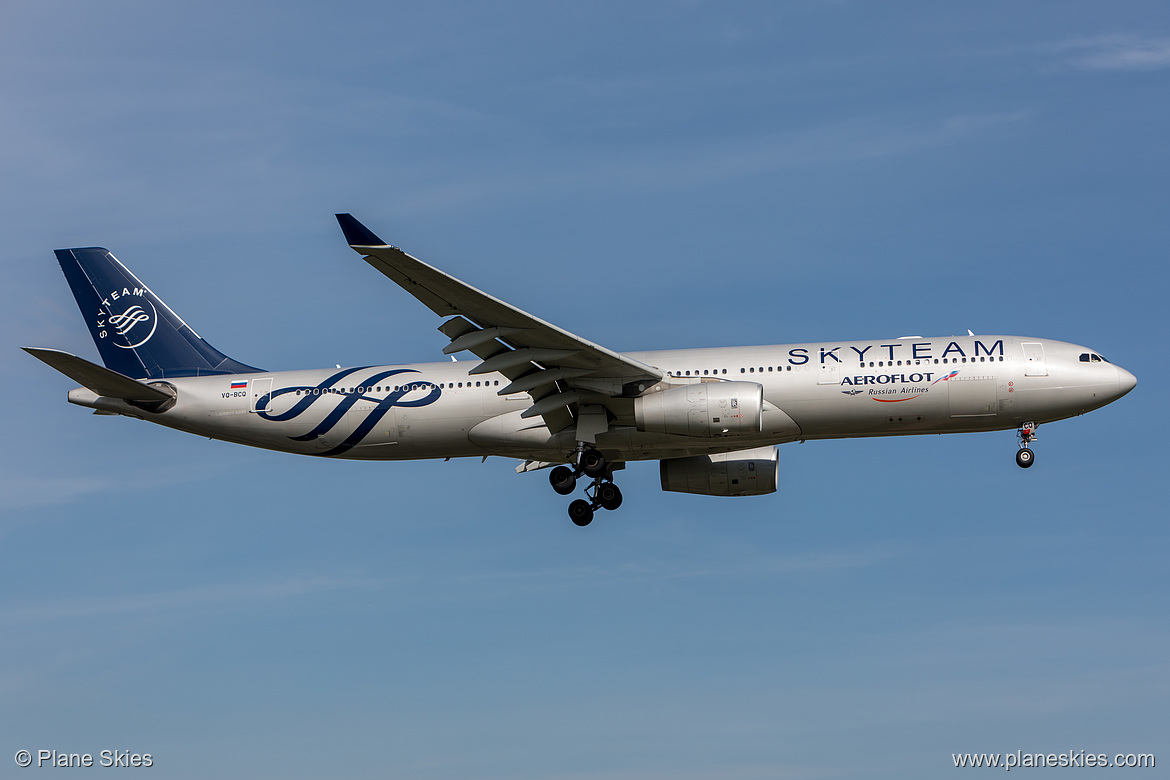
0 465 219 511
1040 34 1170 72
0 575 383 625
378 110 1032 216
453 545 898 596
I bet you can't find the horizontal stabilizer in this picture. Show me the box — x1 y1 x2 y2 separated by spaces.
23 347 174 403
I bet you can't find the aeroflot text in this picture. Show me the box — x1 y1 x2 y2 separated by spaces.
840 373 935 386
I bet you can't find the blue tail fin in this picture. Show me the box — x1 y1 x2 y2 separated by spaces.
54 247 262 379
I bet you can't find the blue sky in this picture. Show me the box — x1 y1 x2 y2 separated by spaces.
2 2 1167 777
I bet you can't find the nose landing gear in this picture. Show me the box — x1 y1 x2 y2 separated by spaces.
553 447 623 526
1016 423 1037 468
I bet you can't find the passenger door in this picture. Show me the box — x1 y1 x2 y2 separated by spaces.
250 377 273 412
1022 342 1047 377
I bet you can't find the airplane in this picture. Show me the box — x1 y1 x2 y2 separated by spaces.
25 214 1137 526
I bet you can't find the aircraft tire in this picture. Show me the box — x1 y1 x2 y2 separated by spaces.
580 449 606 478
596 482 623 511
1015 448 1035 468
568 500 594 526
550 465 577 495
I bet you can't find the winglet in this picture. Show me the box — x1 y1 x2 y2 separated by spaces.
336 213 387 246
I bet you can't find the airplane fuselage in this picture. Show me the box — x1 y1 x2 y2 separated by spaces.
67 334 1132 465
31 226 1137 523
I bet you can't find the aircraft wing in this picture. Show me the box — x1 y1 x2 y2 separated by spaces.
337 214 663 433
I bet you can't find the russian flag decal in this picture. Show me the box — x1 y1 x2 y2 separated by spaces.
230 381 248 389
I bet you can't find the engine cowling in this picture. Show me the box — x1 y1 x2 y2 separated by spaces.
634 381 763 437
659 445 778 497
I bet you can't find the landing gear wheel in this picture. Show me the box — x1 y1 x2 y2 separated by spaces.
580 449 607 479
568 499 594 527
549 465 577 495
596 482 623 511
1015 448 1035 469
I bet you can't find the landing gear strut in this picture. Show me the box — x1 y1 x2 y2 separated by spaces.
1016 422 1037 469
551 447 624 526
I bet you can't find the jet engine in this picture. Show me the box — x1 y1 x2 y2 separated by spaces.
659 445 778 497
634 381 763 437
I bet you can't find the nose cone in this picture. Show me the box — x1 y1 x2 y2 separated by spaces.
1116 366 1137 398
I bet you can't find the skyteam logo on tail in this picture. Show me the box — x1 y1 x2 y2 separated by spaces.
96 287 157 349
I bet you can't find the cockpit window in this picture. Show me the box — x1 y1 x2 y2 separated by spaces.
1090 354 1102 363
1080 352 1110 363
1080 353 1090 362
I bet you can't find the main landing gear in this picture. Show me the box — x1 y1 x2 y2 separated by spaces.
549 448 623 527
1015 422 1037 469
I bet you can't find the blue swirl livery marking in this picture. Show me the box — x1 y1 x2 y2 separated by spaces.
252 367 442 456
